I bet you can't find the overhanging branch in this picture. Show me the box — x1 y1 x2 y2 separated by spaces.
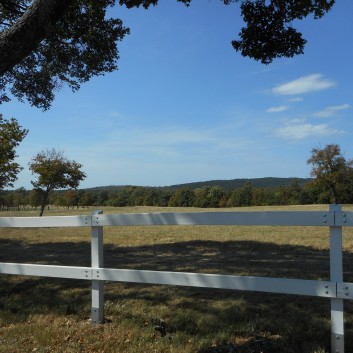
0 0 74 76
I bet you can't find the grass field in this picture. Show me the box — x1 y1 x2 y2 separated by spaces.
0 205 353 353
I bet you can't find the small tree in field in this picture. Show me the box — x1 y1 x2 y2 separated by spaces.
307 144 353 204
29 148 86 216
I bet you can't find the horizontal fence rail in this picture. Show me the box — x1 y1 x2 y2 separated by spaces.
0 263 339 298
0 211 336 228
0 215 91 228
0 206 352 353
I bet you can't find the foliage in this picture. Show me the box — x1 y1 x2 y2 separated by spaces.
0 177 340 210
28 148 86 215
183 186 227 208
169 177 312 192
307 144 353 204
232 0 335 64
0 0 130 110
228 181 253 207
168 187 195 207
28 188 44 208
0 0 335 109
0 114 28 189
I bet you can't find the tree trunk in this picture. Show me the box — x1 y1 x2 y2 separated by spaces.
0 0 74 76
39 188 50 217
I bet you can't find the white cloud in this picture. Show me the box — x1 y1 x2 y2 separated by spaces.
266 105 289 113
274 119 343 140
289 97 303 102
272 74 336 95
313 103 350 118
286 118 306 124
76 124 256 163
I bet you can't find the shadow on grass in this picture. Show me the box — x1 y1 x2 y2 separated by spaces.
3 236 353 279
0 237 353 352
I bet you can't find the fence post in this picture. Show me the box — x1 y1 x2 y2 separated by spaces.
91 210 104 324
330 204 344 353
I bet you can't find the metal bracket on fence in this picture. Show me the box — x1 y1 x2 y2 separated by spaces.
321 282 337 298
335 212 353 226
336 283 353 300
93 269 101 279
92 214 101 226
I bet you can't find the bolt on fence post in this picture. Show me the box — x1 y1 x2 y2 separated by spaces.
330 204 344 353
91 210 104 324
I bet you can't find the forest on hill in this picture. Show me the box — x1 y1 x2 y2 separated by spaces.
0 177 336 211
82 177 312 194
166 177 312 191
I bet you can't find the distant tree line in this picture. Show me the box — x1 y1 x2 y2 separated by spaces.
1 143 353 211
0 178 350 211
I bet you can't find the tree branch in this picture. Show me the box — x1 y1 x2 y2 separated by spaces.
0 0 74 76
0 0 25 15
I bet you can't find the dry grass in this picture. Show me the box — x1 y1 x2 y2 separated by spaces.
0 205 353 352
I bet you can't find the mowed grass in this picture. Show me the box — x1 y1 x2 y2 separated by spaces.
1 205 353 353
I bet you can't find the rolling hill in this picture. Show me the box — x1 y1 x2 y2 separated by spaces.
85 177 312 193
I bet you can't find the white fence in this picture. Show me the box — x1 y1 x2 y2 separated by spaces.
0 205 352 353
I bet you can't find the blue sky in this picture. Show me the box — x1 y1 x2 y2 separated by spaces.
2 1 353 189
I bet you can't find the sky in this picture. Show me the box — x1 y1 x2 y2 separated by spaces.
2 1 353 190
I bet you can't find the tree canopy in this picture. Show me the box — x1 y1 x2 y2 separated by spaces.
0 114 28 189
29 148 86 215
307 144 353 204
0 0 335 109
232 0 335 64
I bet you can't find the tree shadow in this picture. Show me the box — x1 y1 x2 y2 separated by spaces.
0 237 332 276
2 236 353 280
0 236 353 352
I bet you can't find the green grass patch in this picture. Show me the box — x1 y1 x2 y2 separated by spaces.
0 205 353 352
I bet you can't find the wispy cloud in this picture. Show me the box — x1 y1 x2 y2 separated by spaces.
79 124 256 163
313 103 350 118
274 119 343 140
289 97 303 102
62 123 260 187
272 74 336 95
266 105 289 113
